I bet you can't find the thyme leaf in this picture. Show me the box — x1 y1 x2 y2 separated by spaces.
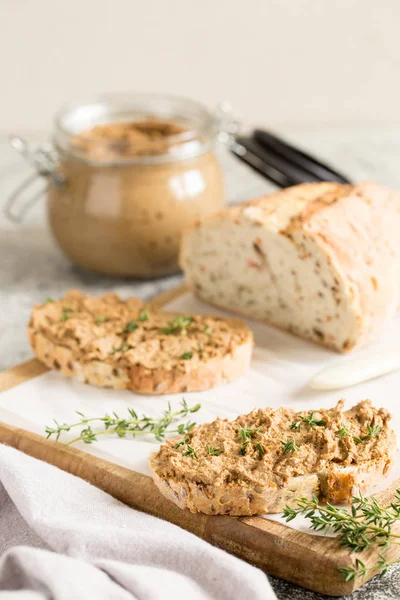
95 315 106 324
111 343 128 354
60 306 74 322
240 440 250 455
255 442 265 456
123 320 138 333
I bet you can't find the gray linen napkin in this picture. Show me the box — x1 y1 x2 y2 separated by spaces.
0 443 276 600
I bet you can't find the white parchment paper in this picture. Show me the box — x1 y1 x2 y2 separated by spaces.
0 291 399 536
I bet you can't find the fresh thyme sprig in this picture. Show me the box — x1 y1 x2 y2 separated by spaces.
183 445 198 459
337 554 396 582
290 412 326 431
111 342 129 354
281 439 299 453
336 423 350 439
289 420 301 431
95 315 107 324
239 425 255 455
335 422 382 445
45 399 201 445
238 426 265 456
206 444 224 456
239 426 256 441
240 440 250 455
175 436 190 448
123 320 138 333
353 424 382 445
255 442 265 455
240 441 265 457
175 437 200 459
163 316 194 335
61 306 73 322
284 490 400 581
301 412 326 429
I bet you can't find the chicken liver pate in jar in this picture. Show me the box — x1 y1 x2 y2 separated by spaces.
47 94 227 278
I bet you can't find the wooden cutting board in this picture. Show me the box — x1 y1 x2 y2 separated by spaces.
0 283 399 597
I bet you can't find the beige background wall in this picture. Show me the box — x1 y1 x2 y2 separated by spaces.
1 0 400 133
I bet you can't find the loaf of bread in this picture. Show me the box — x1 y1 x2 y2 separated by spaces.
28 291 253 394
149 400 395 516
181 182 400 352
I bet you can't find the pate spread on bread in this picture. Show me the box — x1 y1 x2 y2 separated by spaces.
28 291 253 394
181 182 400 352
149 400 396 515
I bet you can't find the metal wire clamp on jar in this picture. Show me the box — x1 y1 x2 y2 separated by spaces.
7 94 239 279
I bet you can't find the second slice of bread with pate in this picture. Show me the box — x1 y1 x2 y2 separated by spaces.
28 291 253 394
149 400 396 515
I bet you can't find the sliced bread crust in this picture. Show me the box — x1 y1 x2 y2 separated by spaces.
180 182 400 352
28 291 253 394
149 400 396 515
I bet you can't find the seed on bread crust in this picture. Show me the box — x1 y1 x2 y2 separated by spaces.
149 400 396 515
28 290 253 394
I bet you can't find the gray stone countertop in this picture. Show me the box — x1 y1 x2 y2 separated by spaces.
1 128 400 599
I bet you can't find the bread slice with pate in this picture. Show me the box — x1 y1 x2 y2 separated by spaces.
28 291 253 394
149 400 396 515
180 182 400 352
